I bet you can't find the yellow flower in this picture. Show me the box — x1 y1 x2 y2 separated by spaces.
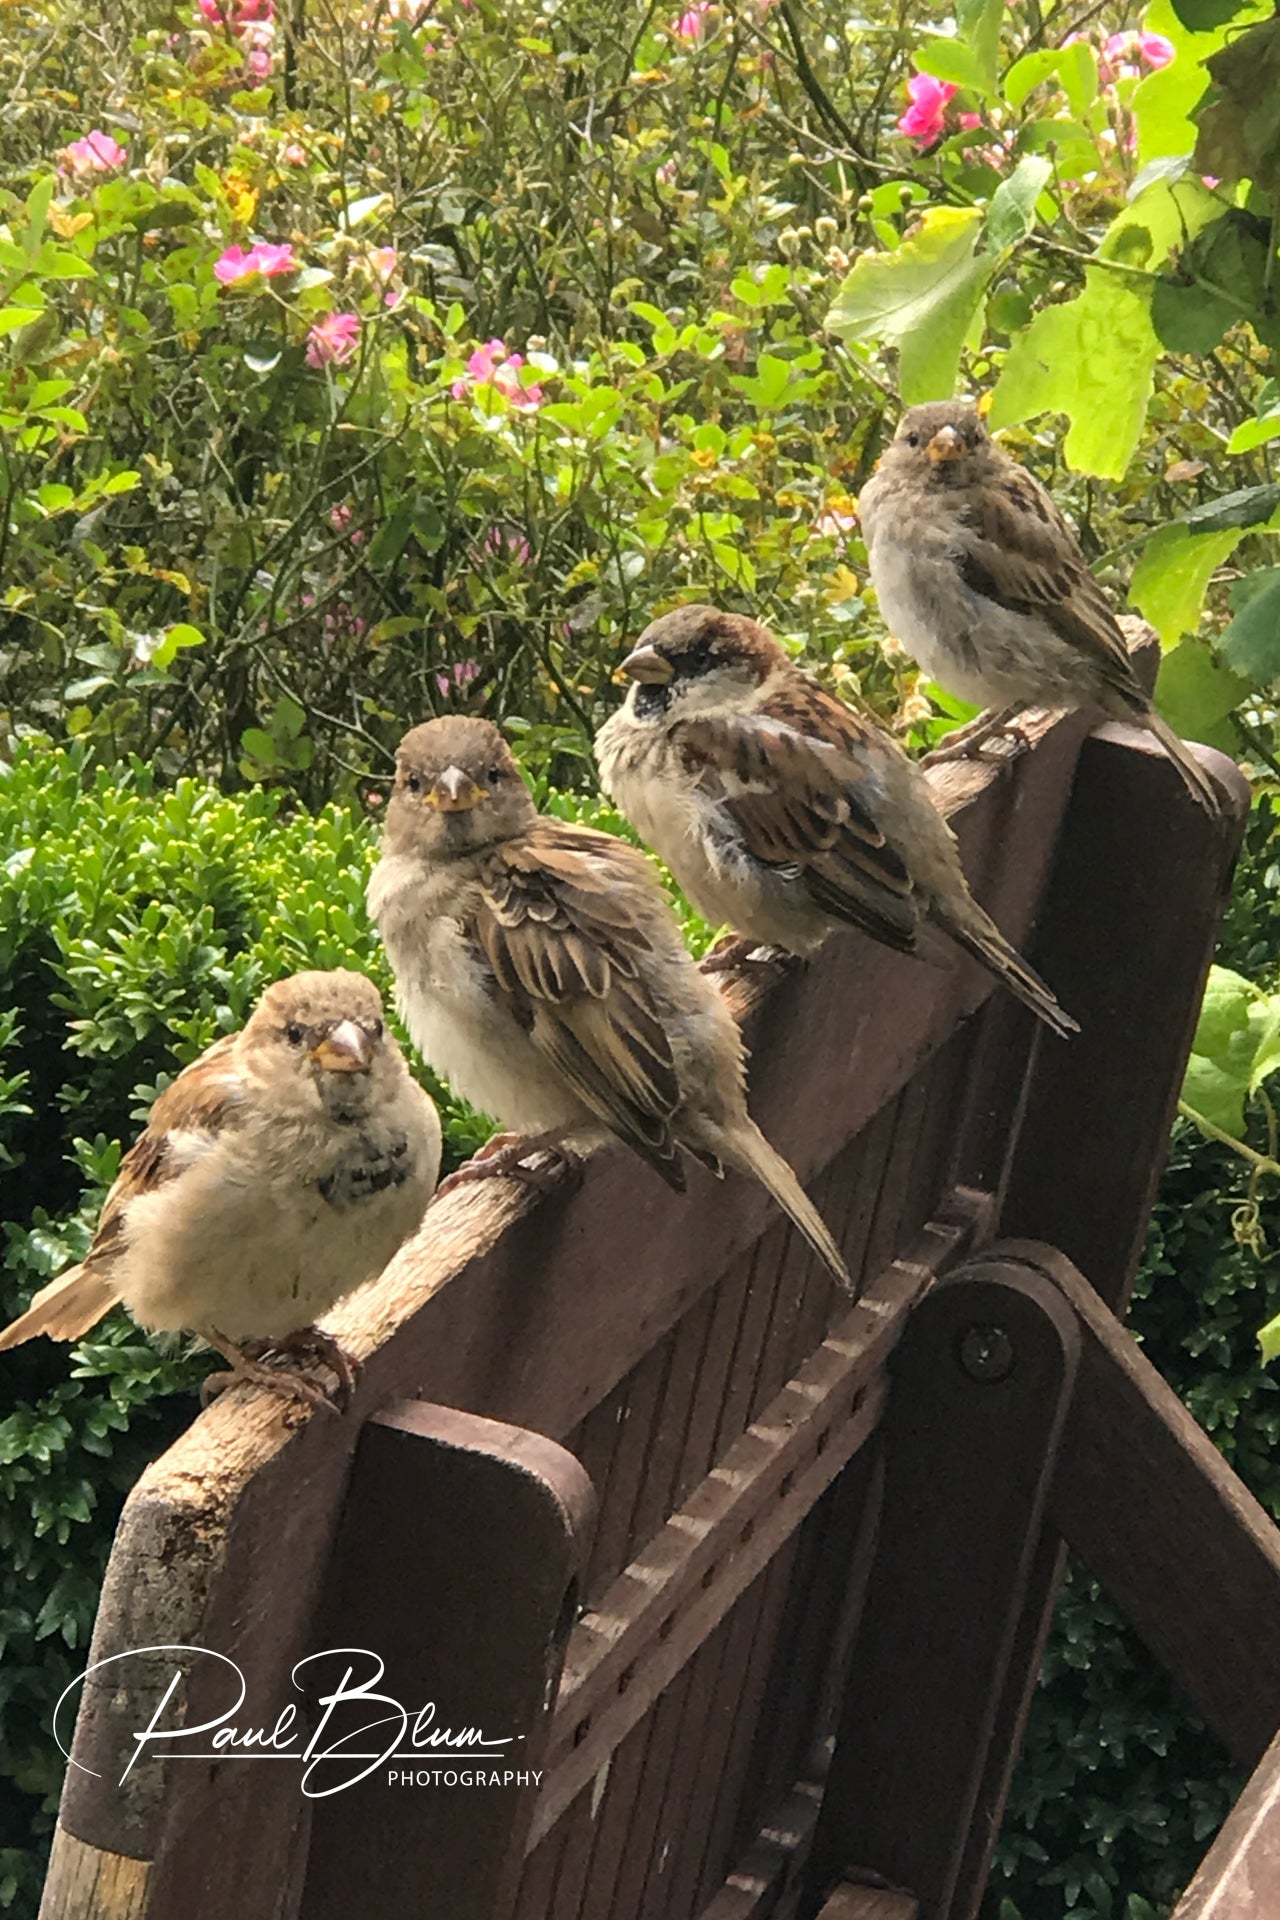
224 170 259 227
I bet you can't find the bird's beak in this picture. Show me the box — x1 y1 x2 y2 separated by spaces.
310 1019 374 1073
617 644 674 686
926 424 964 463
425 764 486 811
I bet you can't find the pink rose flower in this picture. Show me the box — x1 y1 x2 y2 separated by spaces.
1138 31 1175 67
306 311 361 367
670 1 711 39
453 338 543 410
897 73 957 145
58 130 128 177
435 660 481 698
213 241 298 283
283 142 308 165
368 247 398 284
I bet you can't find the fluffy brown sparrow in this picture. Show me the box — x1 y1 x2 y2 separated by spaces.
595 604 1077 1037
0 971 441 1410
857 400 1222 815
367 715 851 1287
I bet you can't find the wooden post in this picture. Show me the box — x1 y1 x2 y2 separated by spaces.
288 1403 593 1920
801 1255 1080 1920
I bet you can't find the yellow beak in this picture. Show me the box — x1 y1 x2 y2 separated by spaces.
425 765 486 811
618 644 674 685
310 1019 374 1074
927 425 964 463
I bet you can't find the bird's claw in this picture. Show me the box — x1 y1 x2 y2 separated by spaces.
921 706 1037 767
700 935 799 975
436 1137 584 1197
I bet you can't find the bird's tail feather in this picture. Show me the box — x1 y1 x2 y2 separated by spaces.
950 917 1079 1040
719 1125 853 1291
0 1265 119 1350
1144 710 1223 818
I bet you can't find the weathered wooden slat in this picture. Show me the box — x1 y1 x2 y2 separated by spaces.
999 1240 1280 1772
802 1257 1081 1920
697 1779 825 1920
999 726 1248 1310
685 1549 801 1916
532 1204 984 1850
1171 1725 1280 1919
816 1888 920 1920
38 1831 149 1920
271 1405 589 1920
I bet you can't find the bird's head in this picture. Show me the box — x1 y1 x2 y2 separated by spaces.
616 604 787 721
247 969 398 1121
384 715 536 860
881 401 992 486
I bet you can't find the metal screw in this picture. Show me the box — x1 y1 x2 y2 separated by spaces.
958 1324 1014 1383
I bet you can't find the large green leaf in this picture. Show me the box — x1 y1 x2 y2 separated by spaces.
1220 569 1280 683
1154 638 1249 749
1128 523 1242 643
1194 15 1280 193
1182 964 1260 1136
825 208 993 405
1134 0 1268 166
989 270 1158 479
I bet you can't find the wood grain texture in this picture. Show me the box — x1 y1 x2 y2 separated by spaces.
802 1257 1082 1920
1171 1726 1280 1919
1008 1241 1280 1771
38 1831 150 1920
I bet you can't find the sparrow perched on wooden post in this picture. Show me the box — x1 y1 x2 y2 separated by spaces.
367 715 852 1287
0 971 441 1411
857 400 1223 816
595 604 1077 1037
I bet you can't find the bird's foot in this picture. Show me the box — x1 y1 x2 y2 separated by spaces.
249 1325 361 1410
198 1331 345 1422
700 935 800 975
436 1133 585 1198
921 705 1035 767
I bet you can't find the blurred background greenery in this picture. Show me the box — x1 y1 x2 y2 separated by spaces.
3 0 1280 1911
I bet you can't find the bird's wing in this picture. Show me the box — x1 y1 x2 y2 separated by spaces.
85 1034 245 1271
0 1035 244 1350
959 466 1143 708
675 680 920 952
474 824 686 1187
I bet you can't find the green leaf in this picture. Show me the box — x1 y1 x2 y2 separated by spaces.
344 193 390 226
150 623 206 670
825 208 993 405
1154 638 1249 748
1220 569 1280 682
957 0 1003 91
1134 0 1257 166
916 38 990 93
1182 964 1260 1135
984 156 1053 251
1182 483 1280 533
100 470 140 497
0 307 44 338
1257 1309 1280 1365
1194 15 1280 193
1003 43 1097 117
23 176 54 256
1227 409 1280 454
989 270 1159 480
1129 523 1242 643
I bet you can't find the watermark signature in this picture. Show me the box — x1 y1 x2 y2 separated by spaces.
53 1646 539 1799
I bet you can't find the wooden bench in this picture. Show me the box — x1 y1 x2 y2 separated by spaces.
39 635 1278 1920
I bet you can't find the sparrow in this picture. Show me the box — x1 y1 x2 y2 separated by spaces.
595 605 1077 1037
0 971 441 1411
366 715 851 1287
857 400 1222 816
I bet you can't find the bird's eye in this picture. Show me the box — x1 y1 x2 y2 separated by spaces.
906 432 920 448
487 766 502 785
405 772 422 794
285 1022 305 1046
369 1018 384 1040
